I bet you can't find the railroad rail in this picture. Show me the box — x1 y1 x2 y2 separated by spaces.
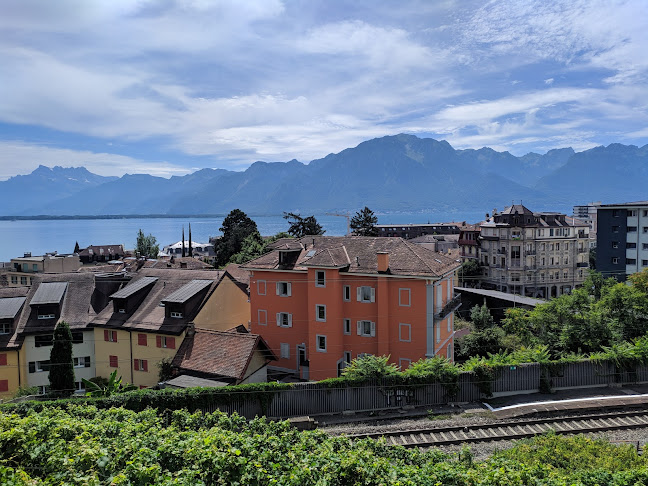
342 410 648 448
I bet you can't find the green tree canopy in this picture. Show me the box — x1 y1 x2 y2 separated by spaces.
341 355 399 381
283 212 325 238
136 229 160 258
49 321 74 397
229 231 293 264
214 209 259 267
350 206 378 236
458 259 481 286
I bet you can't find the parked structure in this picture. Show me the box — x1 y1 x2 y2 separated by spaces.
596 201 648 281
244 236 461 381
78 245 125 264
7 253 81 287
375 223 461 239
479 204 590 298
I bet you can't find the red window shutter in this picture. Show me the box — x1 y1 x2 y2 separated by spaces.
139 385 146 389
138 334 147 346
143 360 148 372
0 380 8 392
109 355 118 368
111 331 117 342
134 360 139 371
0 354 7 366
104 330 109 341
168 337 175 349
156 336 162 348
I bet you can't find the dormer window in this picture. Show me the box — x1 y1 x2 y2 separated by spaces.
38 313 55 319
279 252 287 264
0 323 11 335
118 308 126 314
170 311 183 318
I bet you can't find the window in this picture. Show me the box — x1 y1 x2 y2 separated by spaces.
644 210 648 217
357 286 375 303
104 330 117 342
134 359 148 372
399 358 411 370
316 335 327 352
170 311 183 318
0 354 6 366
0 323 11 335
612 241 619 249
34 335 53 347
258 309 267 326
357 320 375 337
74 381 85 393
277 312 292 327
399 323 411 342
315 270 325 287
156 336 176 349
612 257 619 264
447 343 453 360
138 333 147 346
436 322 441 343
316 305 326 322
399 288 411 306
280 343 290 359
28 360 50 373
628 226 637 232
555 243 560 251
563 272 568 279
276 282 291 297
613 209 620 217
343 318 351 335
343 351 352 364
20 276 26 285
343 285 351 301
10 276 17 284
643 244 648 250
71 332 84 344
629 210 638 217
612 226 619 233
73 356 91 368
643 260 648 267
540 243 545 251
109 355 118 368
257 280 266 295
32 264 38 271
644 227 648 233
627 242 637 249
37 313 55 319
627 258 637 265
118 308 126 314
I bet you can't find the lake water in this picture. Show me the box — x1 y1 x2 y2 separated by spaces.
0 210 486 262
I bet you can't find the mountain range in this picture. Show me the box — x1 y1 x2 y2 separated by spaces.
1 134 646 217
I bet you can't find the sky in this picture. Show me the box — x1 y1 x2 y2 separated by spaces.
1 0 647 180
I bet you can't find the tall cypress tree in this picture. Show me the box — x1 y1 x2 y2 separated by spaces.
182 226 186 257
49 321 75 397
188 223 193 257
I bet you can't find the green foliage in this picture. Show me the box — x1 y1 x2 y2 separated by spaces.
629 268 648 295
470 303 494 331
340 355 399 381
229 231 292 264
403 357 460 397
48 321 74 397
3 407 646 484
350 206 378 236
81 370 137 397
214 209 259 267
135 229 159 258
157 358 175 383
458 259 481 285
12 386 39 399
283 212 325 237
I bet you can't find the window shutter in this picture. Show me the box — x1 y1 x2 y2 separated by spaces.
138 334 147 346
357 287 361 301
104 330 109 342
109 355 118 368
156 336 162 348
288 314 293 328
29 362 35 373
370 322 376 337
0 354 6 366
276 313 281 327
276 282 281 295
357 321 362 335
370 288 375 302
168 337 176 349
143 360 148 372
287 283 292 297
85 357 91 368
112 331 117 342
0 380 8 393
134 360 140 371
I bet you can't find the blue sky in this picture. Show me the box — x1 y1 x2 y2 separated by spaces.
1 0 647 180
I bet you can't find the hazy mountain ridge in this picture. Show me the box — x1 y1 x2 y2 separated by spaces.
1 135 644 217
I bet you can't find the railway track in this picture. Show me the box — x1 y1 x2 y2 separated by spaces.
343 410 648 448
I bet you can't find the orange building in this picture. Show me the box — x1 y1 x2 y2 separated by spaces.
244 236 461 381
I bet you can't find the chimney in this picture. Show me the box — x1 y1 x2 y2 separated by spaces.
377 251 389 273
186 322 195 336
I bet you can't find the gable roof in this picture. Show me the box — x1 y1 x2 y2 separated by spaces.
79 245 125 257
0 297 26 320
172 328 275 382
30 282 68 306
162 280 213 304
110 276 158 299
243 236 459 278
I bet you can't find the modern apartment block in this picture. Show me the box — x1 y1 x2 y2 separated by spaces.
596 201 648 281
244 236 460 381
479 205 590 299
7 253 81 287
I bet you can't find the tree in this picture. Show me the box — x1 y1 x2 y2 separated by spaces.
458 260 481 287
158 357 175 383
214 209 259 267
456 304 505 360
229 231 293 264
81 370 137 397
136 229 160 258
283 212 325 238
629 268 648 295
49 321 74 397
74 241 80 254
341 355 399 381
350 206 378 236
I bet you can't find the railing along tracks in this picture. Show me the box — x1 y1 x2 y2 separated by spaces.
343 410 648 448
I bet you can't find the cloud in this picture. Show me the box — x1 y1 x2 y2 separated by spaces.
544 78 554 85
0 142 192 180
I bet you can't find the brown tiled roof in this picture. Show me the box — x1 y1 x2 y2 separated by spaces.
223 263 250 286
91 268 223 335
79 245 125 257
243 236 459 278
0 287 29 298
172 328 275 382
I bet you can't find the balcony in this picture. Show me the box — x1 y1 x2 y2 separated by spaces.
578 248 588 253
435 293 462 320
525 251 536 256
577 262 589 268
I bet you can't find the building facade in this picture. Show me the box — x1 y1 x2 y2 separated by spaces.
596 201 648 281
244 236 460 381
7 253 81 287
573 202 601 249
375 223 461 239
479 205 590 298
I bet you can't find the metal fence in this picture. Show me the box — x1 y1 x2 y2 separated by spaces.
196 359 648 420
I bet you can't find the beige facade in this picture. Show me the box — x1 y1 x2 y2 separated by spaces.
7 254 81 287
0 350 20 399
192 275 250 331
